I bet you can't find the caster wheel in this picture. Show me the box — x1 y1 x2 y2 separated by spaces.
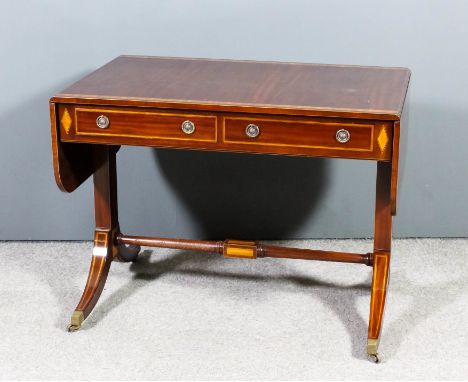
368 353 380 363
115 244 141 262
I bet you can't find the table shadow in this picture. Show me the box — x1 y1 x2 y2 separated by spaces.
153 148 330 240
81 246 468 361
83 249 370 360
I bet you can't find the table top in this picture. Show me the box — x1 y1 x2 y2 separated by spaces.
51 56 410 120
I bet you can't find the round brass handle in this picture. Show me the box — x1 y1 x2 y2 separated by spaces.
336 129 350 143
96 115 110 129
181 120 195 134
245 124 260 138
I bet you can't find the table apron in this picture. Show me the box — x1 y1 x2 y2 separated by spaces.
57 104 393 161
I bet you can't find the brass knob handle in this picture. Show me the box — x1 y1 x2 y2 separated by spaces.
336 129 350 143
181 120 195 134
245 124 260 138
96 115 110 129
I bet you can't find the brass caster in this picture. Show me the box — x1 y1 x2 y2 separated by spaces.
367 338 381 363
68 310 84 332
67 324 80 332
368 353 381 363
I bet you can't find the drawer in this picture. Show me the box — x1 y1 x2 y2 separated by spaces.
59 105 217 144
223 116 392 159
57 104 391 160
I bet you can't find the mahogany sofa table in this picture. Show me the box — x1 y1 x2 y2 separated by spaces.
50 55 410 362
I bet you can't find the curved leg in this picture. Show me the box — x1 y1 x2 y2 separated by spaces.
68 230 114 331
69 146 120 331
367 162 392 362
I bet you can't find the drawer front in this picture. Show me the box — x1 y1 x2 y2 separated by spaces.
61 106 217 144
57 104 391 160
223 116 391 159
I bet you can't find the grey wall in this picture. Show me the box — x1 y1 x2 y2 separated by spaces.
0 0 467 240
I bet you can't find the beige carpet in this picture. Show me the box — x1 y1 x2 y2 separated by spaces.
0 239 467 380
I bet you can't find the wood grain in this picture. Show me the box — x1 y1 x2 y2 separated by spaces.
58 104 392 161
368 161 393 350
117 234 371 265
50 103 95 192
74 106 217 143
223 115 392 160
70 147 119 329
51 56 410 354
51 55 410 120
390 95 409 215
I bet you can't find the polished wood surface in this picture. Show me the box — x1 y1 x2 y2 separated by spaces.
50 56 410 360
117 235 371 264
223 114 391 160
69 147 117 330
68 146 139 331
52 56 410 120
390 97 409 215
57 104 392 161
73 106 217 143
367 161 393 360
50 103 95 192
117 234 223 253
